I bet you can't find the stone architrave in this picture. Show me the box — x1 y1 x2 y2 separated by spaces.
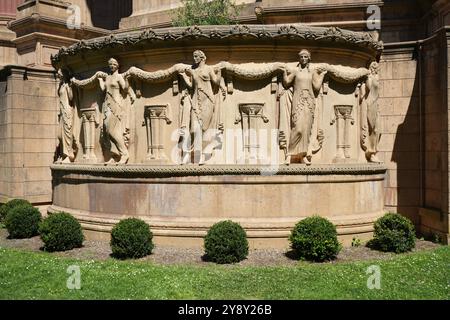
144 104 172 163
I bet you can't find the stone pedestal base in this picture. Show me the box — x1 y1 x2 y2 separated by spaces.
50 163 386 249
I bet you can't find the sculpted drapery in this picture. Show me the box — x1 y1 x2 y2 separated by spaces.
56 69 77 163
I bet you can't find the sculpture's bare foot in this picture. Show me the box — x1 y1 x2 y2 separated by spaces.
118 155 129 164
106 158 117 165
284 155 291 165
303 155 312 165
369 154 381 163
61 157 71 164
180 153 191 165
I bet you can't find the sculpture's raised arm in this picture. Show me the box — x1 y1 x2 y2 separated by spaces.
220 62 284 80
71 71 107 88
124 64 189 83
313 63 369 84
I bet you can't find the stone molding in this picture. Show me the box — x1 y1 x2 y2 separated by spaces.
51 163 387 177
8 13 110 38
51 24 383 67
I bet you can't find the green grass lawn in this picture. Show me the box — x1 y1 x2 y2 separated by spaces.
0 246 448 300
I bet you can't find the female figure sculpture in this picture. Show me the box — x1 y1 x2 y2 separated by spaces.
179 50 223 164
360 61 381 163
97 58 132 164
56 69 76 163
281 49 327 164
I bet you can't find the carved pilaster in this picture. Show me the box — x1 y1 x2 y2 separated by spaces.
235 103 269 163
332 105 354 161
143 104 172 163
81 107 98 163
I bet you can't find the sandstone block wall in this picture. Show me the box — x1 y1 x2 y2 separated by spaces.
0 68 57 204
378 51 421 224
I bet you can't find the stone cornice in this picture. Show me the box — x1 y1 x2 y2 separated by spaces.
17 0 71 11
51 24 383 67
259 1 384 14
0 64 56 81
8 13 110 37
12 31 79 45
51 163 387 178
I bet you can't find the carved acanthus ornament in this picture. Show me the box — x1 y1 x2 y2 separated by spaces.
51 25 383 67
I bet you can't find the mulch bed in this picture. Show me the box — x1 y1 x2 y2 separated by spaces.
0 229 441 266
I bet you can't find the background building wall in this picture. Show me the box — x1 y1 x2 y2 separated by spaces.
0 67 57 205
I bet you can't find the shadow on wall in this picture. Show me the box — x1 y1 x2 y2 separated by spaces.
86 0 132 30
391 55 421 225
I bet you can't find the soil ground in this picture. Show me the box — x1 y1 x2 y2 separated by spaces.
0 229 441 266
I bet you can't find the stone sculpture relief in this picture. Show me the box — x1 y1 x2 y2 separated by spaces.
178 50 225 164
71 58 135 164
360 61 381 163
56 69 77 163
279 50 327 164
66 51 381 166
99 58 134 164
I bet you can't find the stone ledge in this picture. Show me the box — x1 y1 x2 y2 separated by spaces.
51 163 387 178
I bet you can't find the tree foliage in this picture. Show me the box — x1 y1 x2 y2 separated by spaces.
172 0 242 27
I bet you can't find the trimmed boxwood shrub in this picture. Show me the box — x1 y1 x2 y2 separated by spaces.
39 212 84 252
289 216 341 262
0 199 32 222
204 220 249 264
4 205 41 239
110 218 154 259
370 213 416 253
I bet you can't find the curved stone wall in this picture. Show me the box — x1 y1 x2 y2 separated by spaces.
50 25 386 248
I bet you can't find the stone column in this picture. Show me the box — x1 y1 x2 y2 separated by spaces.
236 103 269 163
333 105 354 161
143 104 171 163
81 107 97 163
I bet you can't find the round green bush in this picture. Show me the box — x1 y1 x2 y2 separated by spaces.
110 218 154 259
289 216 341 262
39 212 84 252
371 213 415 253
0 199 32 222
204 220 249 264
4 205 41 239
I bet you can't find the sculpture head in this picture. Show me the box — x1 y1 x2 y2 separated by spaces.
369 61 379 75
57 68 69 82
298 49 311 67
193 50 206 65
108 58 120 73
